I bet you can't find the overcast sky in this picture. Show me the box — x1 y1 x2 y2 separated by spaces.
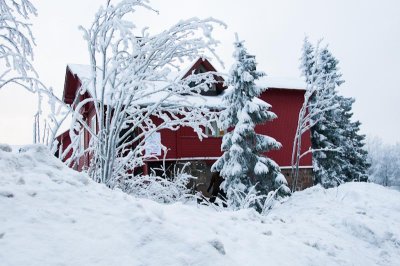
0 0 399 145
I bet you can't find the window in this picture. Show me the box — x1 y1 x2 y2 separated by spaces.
205 121 225 137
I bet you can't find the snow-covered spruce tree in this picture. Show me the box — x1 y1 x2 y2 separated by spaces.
212 36 290 210
339 98 369 183
308 44 369 187
308 45 345 187
292 38 339 190
61 0 225 189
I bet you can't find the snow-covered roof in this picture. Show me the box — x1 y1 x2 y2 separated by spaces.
68 64 92 81
67 63 305 105
54 88 270 138
68 63 190 84
59 63 273 137
67 63 240 109
64 61 302 133
67 64 199 106
55 113 72 138
65 63 296 113
67 60 197 93
64 64 270 111
256 76 306 90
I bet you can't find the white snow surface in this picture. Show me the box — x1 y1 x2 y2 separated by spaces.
1 144 399 266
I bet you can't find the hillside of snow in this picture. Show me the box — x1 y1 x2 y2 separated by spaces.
0 145 399 266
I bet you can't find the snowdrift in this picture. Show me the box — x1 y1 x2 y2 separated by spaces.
0 145 399 266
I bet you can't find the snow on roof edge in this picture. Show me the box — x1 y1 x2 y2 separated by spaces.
67 63 306 91
65 63 304 113
256 76 306 91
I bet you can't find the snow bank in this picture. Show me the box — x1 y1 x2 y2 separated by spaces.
0 145 399 266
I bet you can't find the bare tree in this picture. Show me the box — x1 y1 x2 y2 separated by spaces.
0 0 55 148
0 0 45 92
60 0 226 188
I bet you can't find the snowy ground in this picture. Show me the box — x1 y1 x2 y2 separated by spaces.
0 145 399 266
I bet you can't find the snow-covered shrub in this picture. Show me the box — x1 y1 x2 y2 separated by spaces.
122 163 196 203
260 184 289 215
227 185 264 211
223 183 288 214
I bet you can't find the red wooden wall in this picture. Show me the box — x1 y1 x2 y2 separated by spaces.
258 88 312 167
156 88 312 167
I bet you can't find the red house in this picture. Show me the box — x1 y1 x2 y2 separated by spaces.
57 58 313 192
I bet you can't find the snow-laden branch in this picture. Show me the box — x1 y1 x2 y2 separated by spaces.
299 147 342 160
53 0 227 188
0 0 40 92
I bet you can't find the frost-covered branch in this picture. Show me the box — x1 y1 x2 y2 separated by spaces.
0 0 43 92
299 147 342 160
60 0 226 188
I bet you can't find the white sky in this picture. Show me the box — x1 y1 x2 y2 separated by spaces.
0 0 399 145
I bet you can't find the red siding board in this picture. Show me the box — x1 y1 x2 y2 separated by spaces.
176 125 223 158
159 126 223 159
178 136 222 158
159 127 178 159
259 88 312 167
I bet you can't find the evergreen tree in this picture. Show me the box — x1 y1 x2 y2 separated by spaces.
299 38 318 86
309 46 345 187
212 37 290 209
335 96 370 182
305 43 369 187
